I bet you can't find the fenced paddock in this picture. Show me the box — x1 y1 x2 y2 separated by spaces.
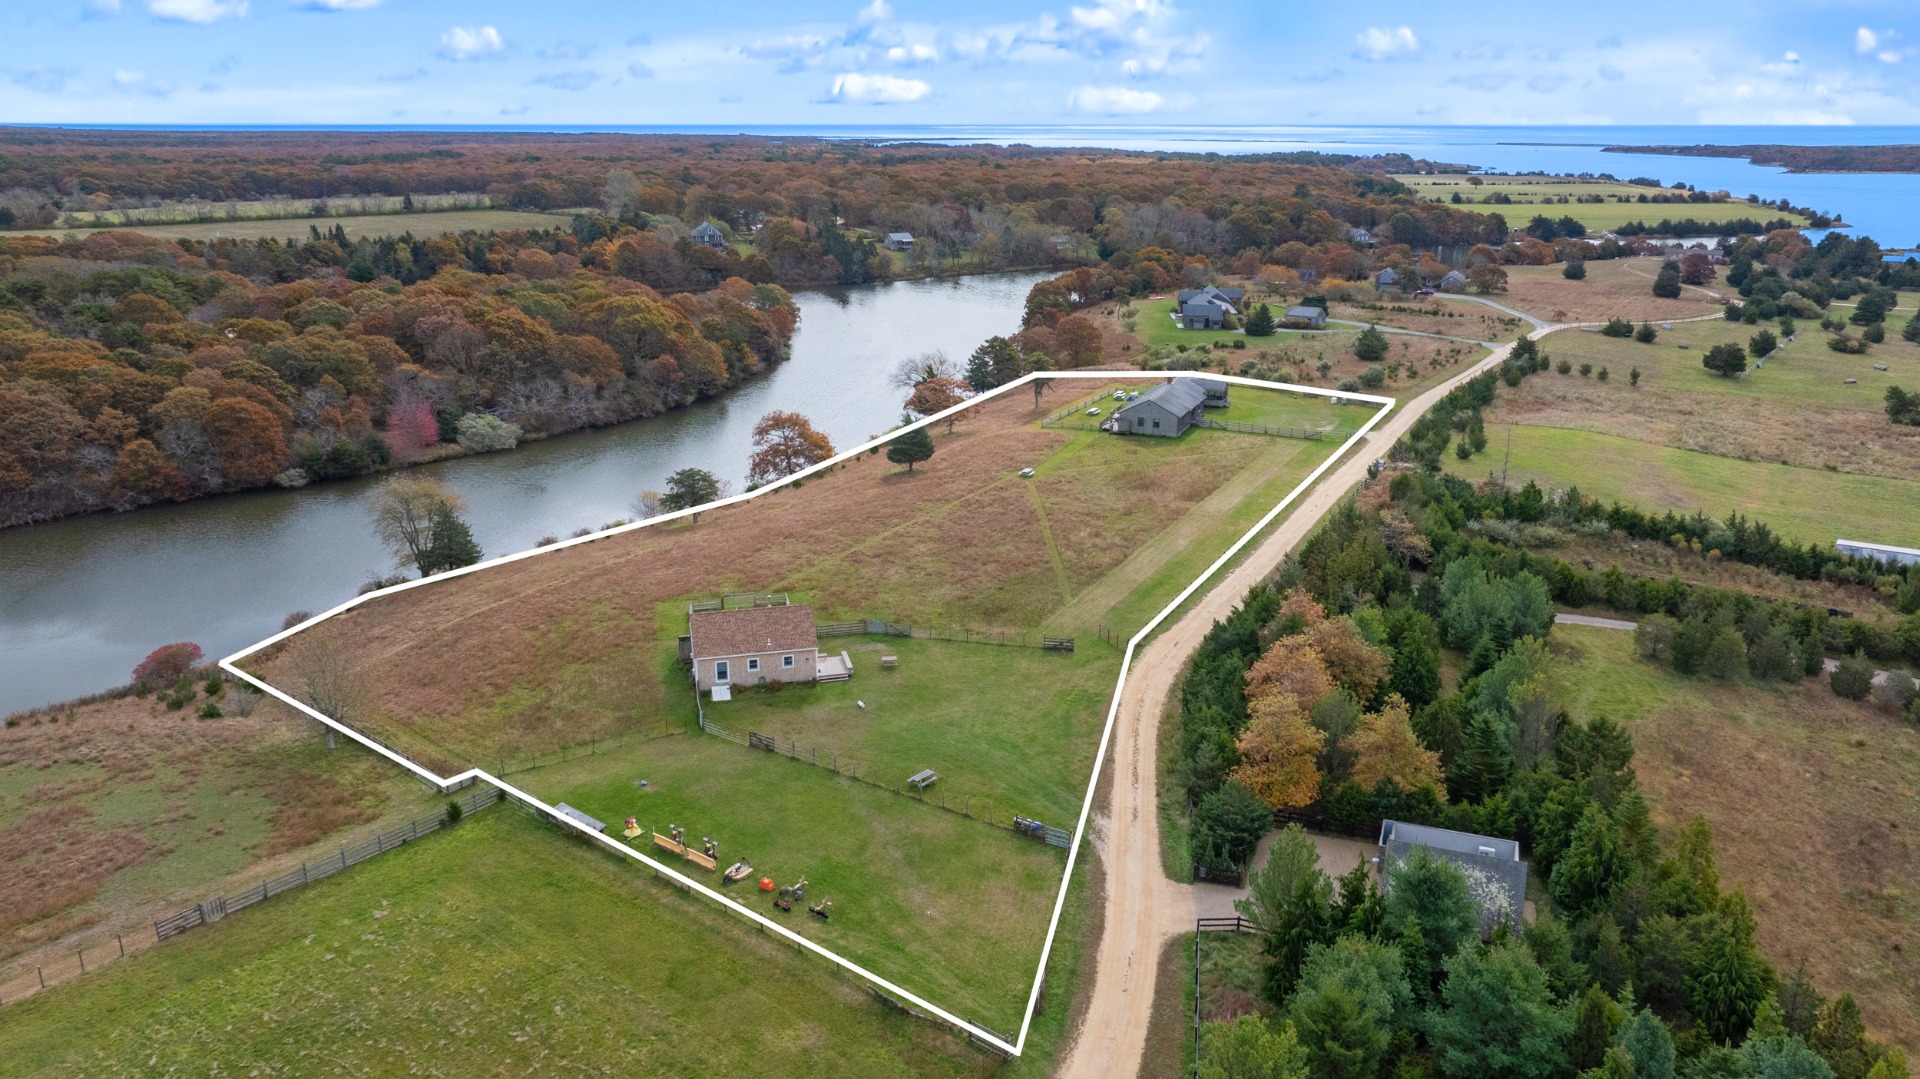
814 617 1073 650
1195 417 1333 440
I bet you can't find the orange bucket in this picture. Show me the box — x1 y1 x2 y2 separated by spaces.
759 877 775 892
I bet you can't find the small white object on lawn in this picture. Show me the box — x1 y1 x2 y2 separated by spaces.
1019 467 1035 477
857 700 866 709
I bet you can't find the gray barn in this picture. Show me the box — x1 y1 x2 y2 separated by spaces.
1113 380 1208 437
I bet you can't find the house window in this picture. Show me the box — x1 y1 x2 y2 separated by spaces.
747 658 760 673
715 660 730 683
1152 419 1161 429
782 655 795 669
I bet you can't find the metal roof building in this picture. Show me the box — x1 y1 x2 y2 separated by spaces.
1379 819 1529 935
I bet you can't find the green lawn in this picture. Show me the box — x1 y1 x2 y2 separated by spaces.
0 809 1001 1076
1443 423 1920 548
1127 296 1334 351
519 728 1069 1032
1391 174 1811 232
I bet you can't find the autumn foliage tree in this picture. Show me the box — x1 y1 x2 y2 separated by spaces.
746 410 835 487
1347 694 1447 800
904 376 970 433
1231 691 1325 810
1246 637 1337 714
133 641 204 688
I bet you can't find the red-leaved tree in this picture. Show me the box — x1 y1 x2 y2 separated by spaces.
133 642 204 687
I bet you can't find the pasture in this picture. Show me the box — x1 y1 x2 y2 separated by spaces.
0 693 438 989
0 807 1092 1075
1487 318 1920 482
1443 423 1920 548
1550 623 1920 1053
1482 258 1728 323
1391 174 1811 233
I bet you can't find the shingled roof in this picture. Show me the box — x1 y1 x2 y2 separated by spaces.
689 604 819 659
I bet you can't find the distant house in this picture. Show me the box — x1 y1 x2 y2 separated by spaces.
689 604 820 692
1049 234 1074 251
1836 539 1920 566
1281 304 1328 329
691 222 727 249
1373 267 1402 291
885 232 915 251
1346 225 1376 246
1197 378 1231 407
1438 270 1469 292
1379 819 1529 936
1112 379 1208 437
1176 285 1245 330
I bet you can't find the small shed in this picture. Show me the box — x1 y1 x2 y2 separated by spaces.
1379 819 1528 936
552 803 607 833
1282 304 1327 329
1374 266 1402 291
885 232 915 251
1438 269 1469 292
1113 379 1208 438
1197 378 1231 407
691 222 727 249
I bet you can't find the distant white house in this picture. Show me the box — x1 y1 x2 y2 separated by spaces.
690 222 727 249
1346 225 1376 246
884 232 915 251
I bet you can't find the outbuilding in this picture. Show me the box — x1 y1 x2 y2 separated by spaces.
1282 304 1328 329
1379 819 1529 935
689 604 820 691
1112 379 1208 438
885 232 915 251
1836 539 1920 566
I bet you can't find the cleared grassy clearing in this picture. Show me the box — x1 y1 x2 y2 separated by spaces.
1330 299 1529 342
1126 296 1320 350
0 694 437 976
1495 258 1727 323
0 809 996 1076
1550 623 1920 1053
1391 174 1810 232
7 208 572 242
1442 423 1920 548
525 728 1068 1032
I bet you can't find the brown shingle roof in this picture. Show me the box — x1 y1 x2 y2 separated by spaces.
689 604 818 659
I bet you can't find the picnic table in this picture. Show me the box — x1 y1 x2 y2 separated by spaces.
908 769 937 792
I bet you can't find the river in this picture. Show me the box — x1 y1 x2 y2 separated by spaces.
0 271 1050 716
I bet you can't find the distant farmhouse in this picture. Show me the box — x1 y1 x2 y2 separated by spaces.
1379 819 1529 935
1112 379 1209 438
1438 269 1469 292
1373 267 1402 292
691 222 727 249
885 232 915 251
688 604 822 692
1177 284 1244 330
1281 304 1328 329
1345 225 1376 246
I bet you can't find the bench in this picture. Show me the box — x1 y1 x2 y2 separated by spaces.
880 655 898 668
908 769 938 792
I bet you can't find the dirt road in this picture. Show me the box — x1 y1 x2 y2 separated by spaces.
1057 337 1533 1078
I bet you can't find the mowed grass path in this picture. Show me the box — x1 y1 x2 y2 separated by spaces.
523 728 1069 1032
1443 424 1920 548
0 809 993 1077
1549 624 1920 1052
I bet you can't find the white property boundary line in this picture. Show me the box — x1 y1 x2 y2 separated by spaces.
221 371 1394 1058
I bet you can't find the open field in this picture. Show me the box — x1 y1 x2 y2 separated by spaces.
0 808 1018 1076
1488 258 1728 323
252 377 1379 1041
1126 296 1321 350
1550 623 1920 1053
0 692 439 982
1391 174 1811 232
523 726 1070 1031
1330 299 1530 342
1443 423 1920 548
4 208 572 243
1486 318 1920 482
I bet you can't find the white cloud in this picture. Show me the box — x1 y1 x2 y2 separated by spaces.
1856 27 1881 53
1353 26 1418 62
826 71 931 103
856 0 892 24
742 34 832 73
885 43 939 65
112 69 176 96
439 26 505 61
292 0 384 9
84 0 121 14
1855 26 1908 63
1067 84 1163 114
1783 50 1800 63
146 0 248 23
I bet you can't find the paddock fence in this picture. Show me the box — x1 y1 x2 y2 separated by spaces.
1195 417 1332 440
479 723 680 780
153 785 501 943
813 617 1073 651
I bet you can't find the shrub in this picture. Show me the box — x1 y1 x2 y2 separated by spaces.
1830 652 1875 700
1629 367 1641 387
1601 317 1634 338
1827 333 1868 354
203 674 224 696
1562 260 1586 280
282 610 313 631
1354 325 1390 362
133 642 203 688
445 799 464 826
197 701 223 719
358 573 411 595
1579 363 1593 377
1863 323 1885 344
1357 366 1388 389
455 413 523 452
1557 360 1572 375
1596 367 1610 382
1634 322 1657 343
1749 329 1778 358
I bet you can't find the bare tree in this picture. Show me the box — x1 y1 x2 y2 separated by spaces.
631 489 663 519
371 475 466 572
288 635 365 747
887 351 960 392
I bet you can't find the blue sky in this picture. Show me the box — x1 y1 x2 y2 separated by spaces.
6 0 1920 127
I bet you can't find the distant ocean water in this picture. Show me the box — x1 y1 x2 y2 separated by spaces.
39 123 1920 247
